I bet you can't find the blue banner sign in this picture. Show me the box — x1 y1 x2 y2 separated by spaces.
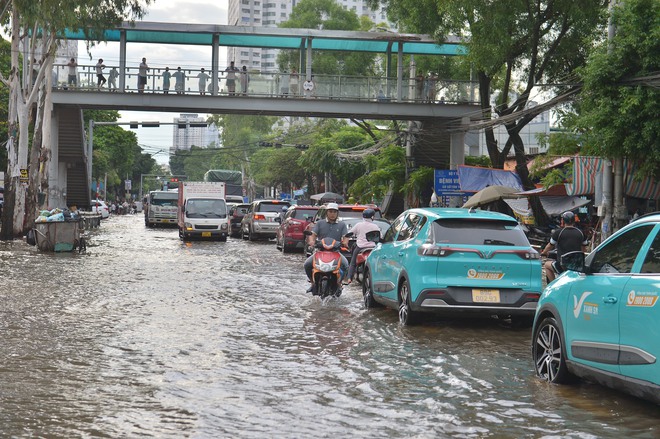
434 169 463 196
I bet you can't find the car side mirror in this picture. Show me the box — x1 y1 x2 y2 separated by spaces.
561 251 586 273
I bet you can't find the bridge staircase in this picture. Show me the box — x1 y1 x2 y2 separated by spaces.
57 108 90 209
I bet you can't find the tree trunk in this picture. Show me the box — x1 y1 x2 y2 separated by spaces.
478 72 502 168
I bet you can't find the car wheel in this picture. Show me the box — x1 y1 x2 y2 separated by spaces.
362 268 379 309
533 316 572 384
398 278 418 326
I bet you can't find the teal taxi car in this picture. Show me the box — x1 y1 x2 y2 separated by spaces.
362 208 543 326
532 212 660 405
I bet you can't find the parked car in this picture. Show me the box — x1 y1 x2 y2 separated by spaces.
362 208 542 326
275 205 318 253
228 203 250 238
304 204 384 256
532 212 660 405
312 203 383 222
90 199 110 219
241 199 291 241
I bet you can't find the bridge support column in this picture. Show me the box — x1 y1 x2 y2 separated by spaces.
47 110 66 208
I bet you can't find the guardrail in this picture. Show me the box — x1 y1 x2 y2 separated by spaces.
51 64 478 104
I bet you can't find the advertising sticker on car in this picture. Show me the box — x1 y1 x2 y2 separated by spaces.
472 289 500 303
627 290 658 307
467 269 504 280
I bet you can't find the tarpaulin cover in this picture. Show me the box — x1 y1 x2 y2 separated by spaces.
204 170 242 185
566 157 660 199
457 165 523 193
504 196 591 217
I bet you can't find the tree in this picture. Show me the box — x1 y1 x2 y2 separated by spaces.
0 0 151 240
348 144 405 204
250 146 306 195
277 0 377 76
368 0 608 224
574 0 660 178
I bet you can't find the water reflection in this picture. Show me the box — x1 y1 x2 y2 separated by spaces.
0 215 657 437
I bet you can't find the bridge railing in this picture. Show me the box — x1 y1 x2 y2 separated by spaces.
52 64 478 104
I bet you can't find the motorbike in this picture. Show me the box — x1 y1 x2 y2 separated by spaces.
345 229 381 284
307 235 346 299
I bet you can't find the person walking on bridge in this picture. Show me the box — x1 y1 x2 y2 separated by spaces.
162 67 171 94
95 59 106 90
225 61 239 95
138 57 149 93
173 67 185 94
197 68 210 95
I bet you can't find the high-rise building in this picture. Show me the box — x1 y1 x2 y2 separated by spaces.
171 114 219 155
227 0 390 72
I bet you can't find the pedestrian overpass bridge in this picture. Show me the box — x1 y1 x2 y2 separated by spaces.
46 22 478 210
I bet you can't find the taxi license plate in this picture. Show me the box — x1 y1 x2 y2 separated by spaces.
472 289 500 303
202 232 211 237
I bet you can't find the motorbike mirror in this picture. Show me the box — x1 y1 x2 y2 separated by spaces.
344 231 354 238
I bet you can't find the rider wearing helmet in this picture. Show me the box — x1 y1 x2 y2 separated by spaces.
279 205 289 223
541 211 588 282
346 208 381 284
304 202 349 292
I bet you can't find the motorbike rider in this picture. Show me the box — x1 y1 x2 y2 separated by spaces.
279 205 289 223
346 208 381 284
304 202 349 293
541 211 588 282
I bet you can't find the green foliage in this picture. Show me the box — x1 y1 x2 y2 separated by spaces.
574 0 660 178
464 155 491 167
276 0 377 76
348 144 405 203
251 147 306 190
402 166 434 206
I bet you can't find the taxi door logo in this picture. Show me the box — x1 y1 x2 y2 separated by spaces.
627 290 658 307
573 291 593 318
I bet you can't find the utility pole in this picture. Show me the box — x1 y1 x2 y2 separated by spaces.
601 0 619 240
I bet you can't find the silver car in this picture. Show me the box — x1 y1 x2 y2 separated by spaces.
241 200 291 241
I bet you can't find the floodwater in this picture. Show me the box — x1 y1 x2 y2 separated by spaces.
1 215 658 438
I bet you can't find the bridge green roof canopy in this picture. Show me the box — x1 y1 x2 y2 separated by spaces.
64 21 466 56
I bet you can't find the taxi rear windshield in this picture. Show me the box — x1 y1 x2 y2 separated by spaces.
431 219 529 246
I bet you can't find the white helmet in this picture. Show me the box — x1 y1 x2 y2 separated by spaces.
326 202 339 211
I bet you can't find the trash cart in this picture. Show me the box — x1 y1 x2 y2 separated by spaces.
33 219 85 252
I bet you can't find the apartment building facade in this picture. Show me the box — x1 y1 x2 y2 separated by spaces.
227 0 389 72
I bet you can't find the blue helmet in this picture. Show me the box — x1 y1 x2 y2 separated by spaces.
362 208 375 219
282 205 289 212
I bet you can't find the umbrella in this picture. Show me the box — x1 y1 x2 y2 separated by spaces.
462 185 520 208
310 192 344 204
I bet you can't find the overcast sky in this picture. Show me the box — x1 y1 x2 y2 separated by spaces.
84 0 229 165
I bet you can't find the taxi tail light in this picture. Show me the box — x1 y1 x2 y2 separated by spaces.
417 244 477 257
425 290 447 296
254 214 266 220
524 292 541 300
504 249 540 260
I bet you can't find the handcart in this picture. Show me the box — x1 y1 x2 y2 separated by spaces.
33 219 87 253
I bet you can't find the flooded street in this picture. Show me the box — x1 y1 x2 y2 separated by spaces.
1 214 658 438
